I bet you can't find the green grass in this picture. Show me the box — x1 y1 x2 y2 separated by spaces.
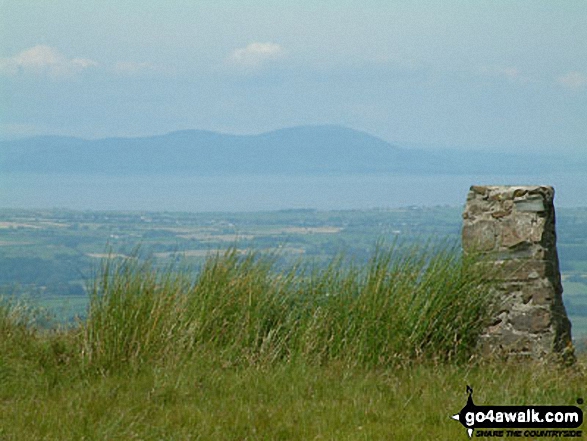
0 244 585 440
1 354 585 440
81 243 495 371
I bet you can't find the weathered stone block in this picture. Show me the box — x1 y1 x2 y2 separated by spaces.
499 217 546 247
492 259 554 281
478 330 535 357
462 220 496 251
520 280 555 305
514 197 546 213
462 185 572 361
509 307 551 333
470 185 488 196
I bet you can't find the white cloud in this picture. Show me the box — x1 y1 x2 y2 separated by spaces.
228 42 285 68
71 58 99 69
113 61 176 76
114 61 155 75
0 45 98 77
479 66 523 81
557 71 587 90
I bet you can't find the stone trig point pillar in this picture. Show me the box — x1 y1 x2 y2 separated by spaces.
462 185 573 361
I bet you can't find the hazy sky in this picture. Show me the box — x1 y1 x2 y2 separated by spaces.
1 1 586 152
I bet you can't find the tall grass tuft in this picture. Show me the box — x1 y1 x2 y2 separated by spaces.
82 256 195 372
0 299 39 362
81 243 495 372
292 243 494 365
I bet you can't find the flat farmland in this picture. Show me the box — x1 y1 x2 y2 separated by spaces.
1 206 587 344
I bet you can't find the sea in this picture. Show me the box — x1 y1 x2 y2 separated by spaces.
2 172 587 212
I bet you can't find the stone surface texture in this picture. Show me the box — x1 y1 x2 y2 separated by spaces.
462 185 572 360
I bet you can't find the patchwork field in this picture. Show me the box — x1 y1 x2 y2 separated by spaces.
1 206 587 342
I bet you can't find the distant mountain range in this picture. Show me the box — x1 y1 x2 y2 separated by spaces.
0 125 582 176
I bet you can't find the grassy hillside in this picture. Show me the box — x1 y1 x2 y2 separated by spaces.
0 245 584 440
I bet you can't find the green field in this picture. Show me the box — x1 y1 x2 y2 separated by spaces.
0 246 584 440
2 353 584 440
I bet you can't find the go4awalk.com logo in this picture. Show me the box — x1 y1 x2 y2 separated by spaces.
451 386 584 438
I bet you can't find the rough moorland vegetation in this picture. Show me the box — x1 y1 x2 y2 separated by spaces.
0 245 584 440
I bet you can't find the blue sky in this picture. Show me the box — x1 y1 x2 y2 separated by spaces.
1 1 586 152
